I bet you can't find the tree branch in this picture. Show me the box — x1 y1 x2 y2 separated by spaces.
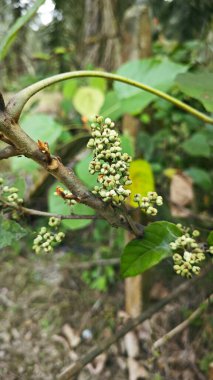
57 267 211 380
152 294 212 351
0 112 143 236
6 71 213 124
0 145 20 159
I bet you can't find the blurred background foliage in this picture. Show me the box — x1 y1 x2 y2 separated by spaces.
0 1 213 378
0 0 213 260
1 0 212 233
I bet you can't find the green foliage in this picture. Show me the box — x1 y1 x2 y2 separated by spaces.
75 153 98 189
181 133 211 158
114 57 188 113
48 182 94 230
11 113 64 173
0 0 45 61
207 231 213 246
185 168 212 191
0 216 27 249
62 80 78 100
121 222 182 278
120 134 135 157
176 72 213 112
82 265 115 292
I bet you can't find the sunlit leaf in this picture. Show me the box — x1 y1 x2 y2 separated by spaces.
127 159 155 207
73 87 105 119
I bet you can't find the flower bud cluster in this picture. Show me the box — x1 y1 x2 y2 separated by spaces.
0 177 23 206
87 116 132 205
32 217 65 254
171 226 205 278
134 192 163 216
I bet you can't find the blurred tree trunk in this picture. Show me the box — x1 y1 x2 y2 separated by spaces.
82 0 122 70
121 1 152 61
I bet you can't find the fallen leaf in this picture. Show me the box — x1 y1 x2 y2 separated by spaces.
124 331 140 358
86 353 107 375
127 357 148 380
62 324 81 348
170 173 194 216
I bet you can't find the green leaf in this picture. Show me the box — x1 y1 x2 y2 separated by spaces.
100 91 124 120
114 57 188 113
73 87 105 119
11 113 63 173
181 133 211 158
185 167 212 191
207 231 213 246
0 216 27 249
0 0 45 61
121 134 135 157
121 221 182 277
88 76 107 93
48 182 94 230
63 80 78 100
75 153 98 189
176 72 213 112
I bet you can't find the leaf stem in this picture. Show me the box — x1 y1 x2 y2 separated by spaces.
7 71 213 124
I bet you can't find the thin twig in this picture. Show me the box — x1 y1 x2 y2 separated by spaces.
57 267 211 380
152 294 213 351
0 198 100 220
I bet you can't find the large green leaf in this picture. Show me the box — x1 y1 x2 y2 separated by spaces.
176 72 213 112
121 221 182 278
0 216 27 249
11 113 64 173
48 182 94 230
114 57 188 114
181 133 211 158
0 0 45 61
100 91 124 120
185 167 212 191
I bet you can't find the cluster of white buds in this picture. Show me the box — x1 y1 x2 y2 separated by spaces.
0 177 23 206
134 192 163 216
87 116 132 205
171 225 205 277
32 217 65 254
